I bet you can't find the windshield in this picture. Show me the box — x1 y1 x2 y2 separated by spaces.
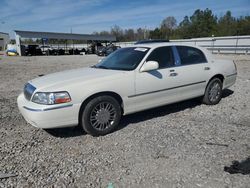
93 47 149 71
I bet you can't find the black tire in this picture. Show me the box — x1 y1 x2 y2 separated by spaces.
202 78 223 105
81 95 121 136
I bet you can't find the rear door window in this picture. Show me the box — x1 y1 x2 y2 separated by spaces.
176 46 207 65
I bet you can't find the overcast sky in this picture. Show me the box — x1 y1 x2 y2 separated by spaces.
0 0 249 38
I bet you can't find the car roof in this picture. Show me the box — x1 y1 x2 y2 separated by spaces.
130 42 213 58
134 42 194 48
133 42 208 52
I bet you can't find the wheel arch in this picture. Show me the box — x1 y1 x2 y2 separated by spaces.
209 74 225 83
78 91 124 125
204 74 225 95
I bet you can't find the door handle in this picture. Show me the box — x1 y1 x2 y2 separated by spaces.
204 67 210 70
169 69 175 72
170 72 178 77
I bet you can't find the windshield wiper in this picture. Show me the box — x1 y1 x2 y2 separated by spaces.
93 65 109 69
91 65 129 71
91 65 108 69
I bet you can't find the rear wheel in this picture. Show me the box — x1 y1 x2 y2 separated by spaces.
202 78 223 105
81 96 121 136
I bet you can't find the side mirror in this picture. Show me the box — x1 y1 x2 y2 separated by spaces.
140 61 159 72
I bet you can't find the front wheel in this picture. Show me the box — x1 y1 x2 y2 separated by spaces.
81 96 121 136
202 78 223 105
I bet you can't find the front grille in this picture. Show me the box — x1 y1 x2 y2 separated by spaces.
24 83 36 101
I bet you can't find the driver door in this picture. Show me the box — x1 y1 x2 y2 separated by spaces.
132 46 183 112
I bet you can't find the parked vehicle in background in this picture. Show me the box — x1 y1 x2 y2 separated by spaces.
6 49 17 56
40 45 53 55
97 44 121 56
17 43 237 136
25 45 43 56
58 49 65 55
69 48 80 55
96 46 106 56
85 42 104 54
6 44 18 56
79 48 86 55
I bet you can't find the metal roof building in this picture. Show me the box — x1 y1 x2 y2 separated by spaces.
0 32 10 51
14 30 116 55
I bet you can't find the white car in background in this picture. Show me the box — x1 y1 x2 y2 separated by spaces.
40 45 53 55
17 43 237 136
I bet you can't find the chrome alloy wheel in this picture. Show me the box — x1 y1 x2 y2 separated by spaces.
89 102 116 130
208 82 221 102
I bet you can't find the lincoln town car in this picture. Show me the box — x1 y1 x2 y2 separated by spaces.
17 43 237 136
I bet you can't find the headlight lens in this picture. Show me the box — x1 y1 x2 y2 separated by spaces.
32 92 71 105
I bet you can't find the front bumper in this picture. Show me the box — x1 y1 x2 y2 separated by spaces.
17 93 80 129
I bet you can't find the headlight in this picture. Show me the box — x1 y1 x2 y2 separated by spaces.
32 92 71 105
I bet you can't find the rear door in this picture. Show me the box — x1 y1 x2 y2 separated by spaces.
172 46 212 99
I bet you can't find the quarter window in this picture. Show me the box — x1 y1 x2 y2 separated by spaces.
146 47 174 69
176 46 207 65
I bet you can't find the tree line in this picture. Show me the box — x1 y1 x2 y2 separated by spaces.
93 9 250 42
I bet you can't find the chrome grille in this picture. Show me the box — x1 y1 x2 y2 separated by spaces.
24 83 36 101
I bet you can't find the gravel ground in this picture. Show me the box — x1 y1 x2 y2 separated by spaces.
0 54 249 187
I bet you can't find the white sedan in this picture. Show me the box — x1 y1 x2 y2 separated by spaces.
17 43 237 136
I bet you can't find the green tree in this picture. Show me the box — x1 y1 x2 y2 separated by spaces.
189 8 217 38
177 16 191 39
92 9 249 42
217 11 237 36
237 16 250 35
149 28 164 39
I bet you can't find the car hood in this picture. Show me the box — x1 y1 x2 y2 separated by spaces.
29 67 126 90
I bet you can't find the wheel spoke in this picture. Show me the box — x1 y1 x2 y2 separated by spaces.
92 121 99 128
105 122 109 128
100 103 104 109
90 114 97 121
105 103 111 110
109 109 115 114
100 123 105 130
110 114 115 119
93 107 99 114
